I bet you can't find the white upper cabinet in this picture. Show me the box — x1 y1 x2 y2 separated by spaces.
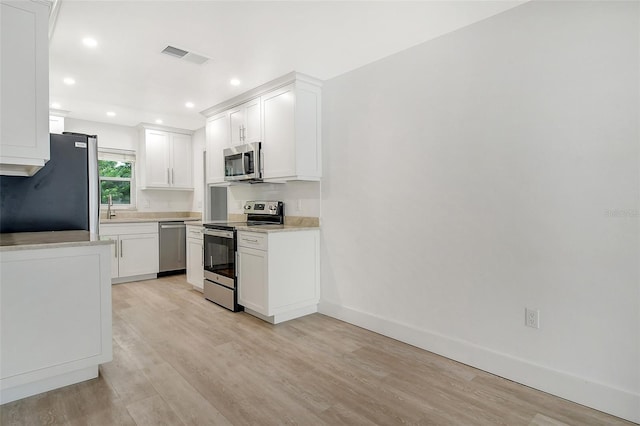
170 133 193 188
205 112 230 185
0 0 50 176
139 127 193 190
229 98 261 146
201 72 322 184
143 130 170 187
262 81 321 181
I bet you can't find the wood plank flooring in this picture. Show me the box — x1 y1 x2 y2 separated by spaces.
1 275 633 425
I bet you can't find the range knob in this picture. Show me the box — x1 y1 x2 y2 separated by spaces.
244 204 251 210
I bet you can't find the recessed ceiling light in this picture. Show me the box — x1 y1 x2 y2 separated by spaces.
82 37 97 48
63 77 76 85
185 102 194 108
106 111 116 117
51 102 61 109
230 78 240 86
155 119 163 124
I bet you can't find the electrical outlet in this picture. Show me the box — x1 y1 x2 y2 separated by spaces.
525 308 540 329
297 199 303 212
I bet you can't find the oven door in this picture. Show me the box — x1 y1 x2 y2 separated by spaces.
203 228 236 289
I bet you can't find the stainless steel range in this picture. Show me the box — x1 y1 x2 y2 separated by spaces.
202 201 284 311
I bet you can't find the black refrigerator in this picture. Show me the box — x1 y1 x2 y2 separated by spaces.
0 133 100 234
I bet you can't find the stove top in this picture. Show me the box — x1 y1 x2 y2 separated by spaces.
203 221 281 231
204 200 285 231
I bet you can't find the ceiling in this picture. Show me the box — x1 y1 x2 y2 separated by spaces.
49 1 525 131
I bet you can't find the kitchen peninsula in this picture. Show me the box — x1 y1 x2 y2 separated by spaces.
0 231 113 404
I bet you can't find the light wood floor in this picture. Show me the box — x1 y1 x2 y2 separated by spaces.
1 275 633 425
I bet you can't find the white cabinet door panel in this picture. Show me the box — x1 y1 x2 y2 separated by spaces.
0 0 50 175
171 133 193 188
187 237 203 291
262 85 296 179
238 246 268 315
229 106 245 146
244 98 261 143
144 130 170 187
99 235 119 278
205 112 230 184
118 233 159 277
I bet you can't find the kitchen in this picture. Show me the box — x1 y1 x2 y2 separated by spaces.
0 1 638 424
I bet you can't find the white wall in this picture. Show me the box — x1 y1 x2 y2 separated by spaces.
320 1 639 422
65 118 198 213
66 118 137 151
228 181 320 217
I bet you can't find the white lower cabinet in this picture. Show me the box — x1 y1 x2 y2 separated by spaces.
0 242 112 404
186 225 204 292
100 222 159 284
237 229 319 324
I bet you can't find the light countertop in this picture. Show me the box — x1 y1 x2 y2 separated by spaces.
100 217 202 224
196 222 319 234
234 224 319 233
0 230 113 252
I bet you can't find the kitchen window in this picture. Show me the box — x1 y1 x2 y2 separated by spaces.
98 149 136 208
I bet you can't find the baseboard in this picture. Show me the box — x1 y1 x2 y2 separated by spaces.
112 273 157 284
318 300 640 424
0 365 98 405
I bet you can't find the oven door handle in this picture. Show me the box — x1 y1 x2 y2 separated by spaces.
204 229 234 239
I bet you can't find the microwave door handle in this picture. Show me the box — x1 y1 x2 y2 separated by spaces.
243 152 250 175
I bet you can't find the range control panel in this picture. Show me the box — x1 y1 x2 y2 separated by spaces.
244 200 282 215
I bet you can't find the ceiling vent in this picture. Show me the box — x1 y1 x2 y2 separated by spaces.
161 45 210 65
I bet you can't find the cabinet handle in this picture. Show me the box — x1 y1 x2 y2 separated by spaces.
201 246 204 266
243 238 258 243
167 168 170 184
172 168 175 184
236 251 239 277
120 240 123 258
114 239 118 258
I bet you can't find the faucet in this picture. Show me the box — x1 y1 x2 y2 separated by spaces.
107 194 116 219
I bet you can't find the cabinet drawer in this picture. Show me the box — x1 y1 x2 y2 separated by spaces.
100 222 158 235
237 232 267 250
186 226 203 240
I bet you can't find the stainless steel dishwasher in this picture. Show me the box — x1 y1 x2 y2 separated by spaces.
158 221 186 275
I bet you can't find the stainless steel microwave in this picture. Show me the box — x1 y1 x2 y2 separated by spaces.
223 142 262 182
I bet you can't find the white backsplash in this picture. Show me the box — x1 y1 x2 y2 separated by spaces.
137 189 194 212
227 181 320 217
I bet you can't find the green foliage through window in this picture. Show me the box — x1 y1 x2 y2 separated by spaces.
99 160 131 178
99 159 133 205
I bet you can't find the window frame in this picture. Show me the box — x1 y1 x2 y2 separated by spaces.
98 149 136 210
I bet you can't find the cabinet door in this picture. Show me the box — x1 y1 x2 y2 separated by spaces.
118 233 159 277
187 238 203 290
170 133 193 188
262 85 296 179
244 98 261 143
99 235 119 279
228 105 245 146
205 112 229 184
238 246 268 315
144 130 170 187
0 0 50 175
